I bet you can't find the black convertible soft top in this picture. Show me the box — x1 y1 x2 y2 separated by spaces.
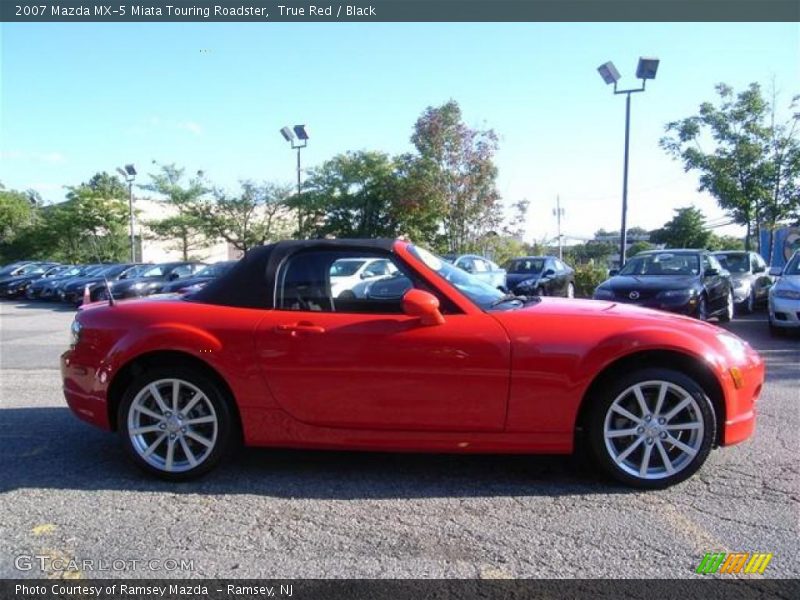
189 238 396 309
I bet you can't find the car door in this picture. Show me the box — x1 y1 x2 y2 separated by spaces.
254 249 511 432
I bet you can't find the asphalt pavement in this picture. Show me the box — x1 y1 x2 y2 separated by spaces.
0 299 797 579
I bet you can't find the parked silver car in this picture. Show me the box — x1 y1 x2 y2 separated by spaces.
768 250 800 335
442 254 506 289
712 251 772 313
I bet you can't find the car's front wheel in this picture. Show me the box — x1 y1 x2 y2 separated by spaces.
588 368 715 489
119 367 237 480
718 290 734 323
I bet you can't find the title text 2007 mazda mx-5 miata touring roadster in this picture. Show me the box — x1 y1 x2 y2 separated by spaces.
62 239 764 488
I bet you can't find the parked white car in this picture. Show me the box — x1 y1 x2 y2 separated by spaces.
768 250 800 335
330 258 397 298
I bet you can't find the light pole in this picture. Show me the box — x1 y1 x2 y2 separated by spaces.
280 125 309 238
597 57 659 268
116 164 137 262
553 195 565 260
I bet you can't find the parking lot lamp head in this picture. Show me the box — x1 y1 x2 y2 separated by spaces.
293 124 310 141
124 164 137 177
597 61 621 86
280 126 295 142
636 57 660 81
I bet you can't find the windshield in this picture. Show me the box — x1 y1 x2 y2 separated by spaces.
506 258 545 274
195 262 235 278
784 253 800 276
330 259 366 277
142 264 169 277
714 253 748 273
408 245 506 310
619 253 700 276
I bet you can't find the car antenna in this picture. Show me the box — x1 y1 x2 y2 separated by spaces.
104 277 115 306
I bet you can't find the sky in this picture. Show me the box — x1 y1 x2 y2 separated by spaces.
1 22 798 243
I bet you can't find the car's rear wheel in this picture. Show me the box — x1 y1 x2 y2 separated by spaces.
118 367 236 480
588 368 715 489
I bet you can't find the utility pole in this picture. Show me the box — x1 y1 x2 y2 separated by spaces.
553 196 565 260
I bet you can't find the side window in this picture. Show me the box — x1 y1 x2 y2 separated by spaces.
472 258 489 273
456 257 474 273
172 265 194 278
363 259 392 278
278 251 411 314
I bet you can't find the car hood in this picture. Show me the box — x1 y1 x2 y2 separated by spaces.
773 274 800 292
0 274 41 286
506 273 542 286
599 274 699 291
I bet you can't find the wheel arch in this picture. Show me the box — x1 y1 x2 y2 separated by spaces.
574 349 725 447
107 350 242 434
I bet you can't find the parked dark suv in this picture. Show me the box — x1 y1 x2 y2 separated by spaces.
593 249 734 321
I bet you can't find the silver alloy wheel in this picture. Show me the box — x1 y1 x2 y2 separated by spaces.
697 296 708 320
567 283 575 298
127 378 218 473
725 290 734 320
603 380 705 480
747 289 755 313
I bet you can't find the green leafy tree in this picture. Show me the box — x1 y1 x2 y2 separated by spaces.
707 234 746 251
196 181 293 253
411 100 502 253
661 83 799 253
296 151 440 243
39 181 130 262
140 163 211 260
650 207 712 249
0 184 42 261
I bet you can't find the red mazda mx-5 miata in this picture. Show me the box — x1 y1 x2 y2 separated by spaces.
61 239 764 488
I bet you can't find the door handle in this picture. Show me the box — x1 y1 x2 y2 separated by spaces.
274 322 326 335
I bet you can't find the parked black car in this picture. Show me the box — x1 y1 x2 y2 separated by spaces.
0 263 65 298
102 262 205 300
0 261 38 278
60 263 149 305
38 264 106 301
593 249 734 321
504 256 575 297
156 261 238 294
26 265 87 299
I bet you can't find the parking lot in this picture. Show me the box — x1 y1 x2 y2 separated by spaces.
0 299 797 579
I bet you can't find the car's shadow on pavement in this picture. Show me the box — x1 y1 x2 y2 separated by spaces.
3 299 77 312
0 407 628 498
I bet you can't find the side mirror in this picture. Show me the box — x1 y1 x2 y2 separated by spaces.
704 268 719 277
608 269 619 277
769 266 783 277
402 289 445 326
360 271 372 280
753 264 766 274
542 269 555 278
168 272 180 281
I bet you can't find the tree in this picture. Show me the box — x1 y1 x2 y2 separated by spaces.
708 234 746 251
197 181 293 253
411 100 502 253
502 198 530 239
295 151 440 243
650 207 712 249
140 163 212 260
0 185 37 245
661 83 800 253
38 181 130 262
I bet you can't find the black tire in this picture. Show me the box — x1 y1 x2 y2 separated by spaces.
718 290 734 323
742 288 756 314
586 368 716 489
118 366 238 481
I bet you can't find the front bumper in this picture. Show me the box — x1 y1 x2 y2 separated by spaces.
598 294 699 316
719 349 764 446
769 296 800 328
61 349 111 430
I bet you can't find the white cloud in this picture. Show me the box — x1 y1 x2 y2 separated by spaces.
0 150 65 163
177 121 203 136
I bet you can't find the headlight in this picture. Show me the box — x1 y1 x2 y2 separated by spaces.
774 289 800 300
717 332 748 363
519 278 538 287
69 319 82 347
658 289 695 299
733 279 748 289
594 288 615 300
